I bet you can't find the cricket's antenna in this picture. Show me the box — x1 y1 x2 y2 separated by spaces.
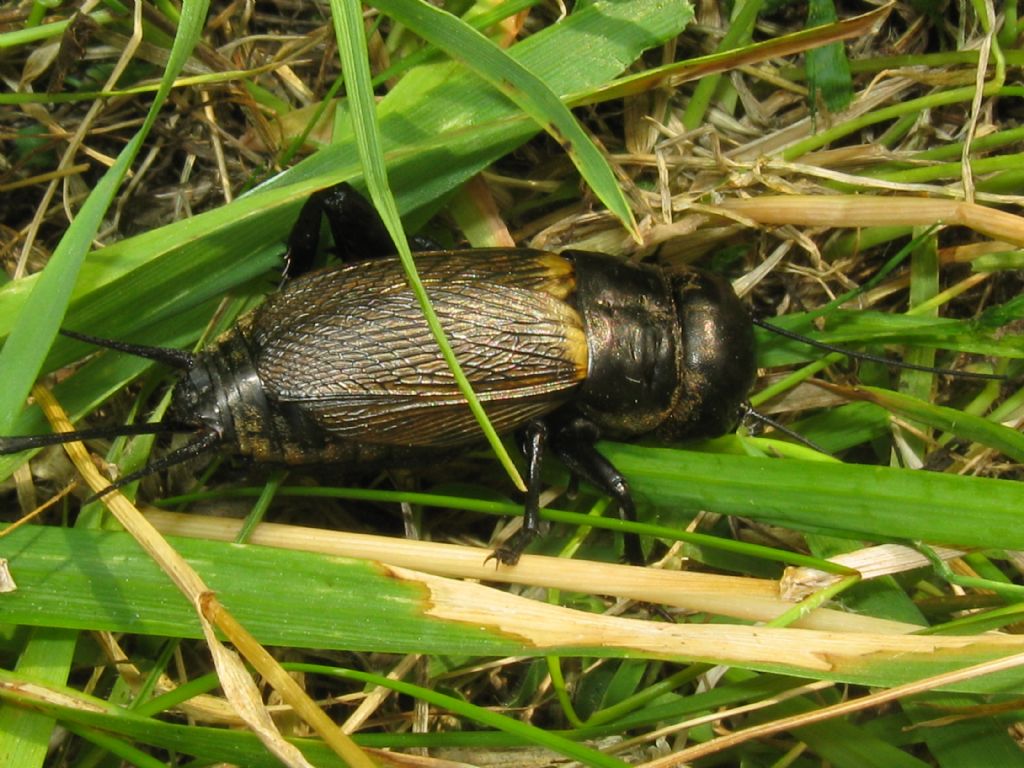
0 330 212 498
0 421 197 454
739 402 829 454
61 329 195 370
84 429 222 502
753 318 1005 381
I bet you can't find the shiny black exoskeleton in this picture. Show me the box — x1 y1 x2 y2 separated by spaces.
4 183 757 565
168 184 756 563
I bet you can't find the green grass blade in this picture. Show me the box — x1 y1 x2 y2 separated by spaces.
330 0 524 489
0 3 209 765
4 524 1024 692
904 694 1024 767
838 385 1024 462
683 0 763 130
370 0 641 239
305 665 629 768
0 628 78 768
756 309 1024 366
805 0 853 112
0 668 339 767
0 0 209 435
786 695 932 768
601 444 1024 550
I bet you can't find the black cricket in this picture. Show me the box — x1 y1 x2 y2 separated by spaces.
5 183 757 565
